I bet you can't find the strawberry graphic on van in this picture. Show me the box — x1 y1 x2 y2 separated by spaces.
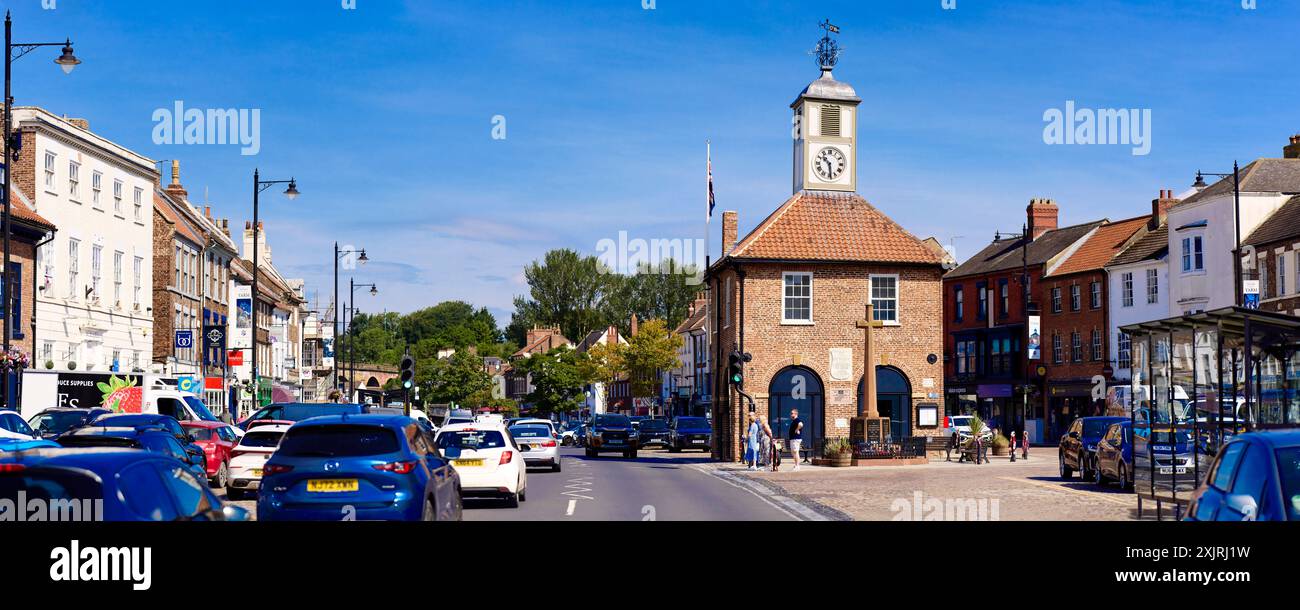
98 376 143 414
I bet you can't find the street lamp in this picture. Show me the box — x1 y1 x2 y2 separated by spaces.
346 279 377 398
333 244 367 391
3 12 79 407
1193 164 1243 306
251 169 299 403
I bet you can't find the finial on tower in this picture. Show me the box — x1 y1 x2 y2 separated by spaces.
815 19 842 71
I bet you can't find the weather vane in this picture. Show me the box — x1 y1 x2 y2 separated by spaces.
815 19 842 70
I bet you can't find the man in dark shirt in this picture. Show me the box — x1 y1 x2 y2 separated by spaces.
788 409 804 471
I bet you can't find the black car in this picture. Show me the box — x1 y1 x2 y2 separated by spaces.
25 407 111 440
57 426 209 482
668 416 712 453
636 418 669 449
585 414 638 458
1058 416 1127 480
94 414 192 445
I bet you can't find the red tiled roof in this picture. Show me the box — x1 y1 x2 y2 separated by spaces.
729 190 943 265
8 188 55 231
154 191 203 245
1048 216 1150 277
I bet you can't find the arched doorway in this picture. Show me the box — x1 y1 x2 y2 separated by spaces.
858 366 913 440
367 376 381 389
768 367 824 448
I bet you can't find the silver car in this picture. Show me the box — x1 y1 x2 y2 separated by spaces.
509 423 561 472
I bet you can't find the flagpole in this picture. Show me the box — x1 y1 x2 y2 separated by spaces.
704 140 712 424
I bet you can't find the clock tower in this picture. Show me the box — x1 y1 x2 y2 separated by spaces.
792 22 860 194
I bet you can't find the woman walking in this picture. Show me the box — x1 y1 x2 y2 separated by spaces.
746 414 762 470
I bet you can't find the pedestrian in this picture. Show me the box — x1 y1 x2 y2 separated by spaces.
788 409 804 471
1009 431 1017 463
1021 430 1030 460
758 417 774 469
746 413 762 470
946 431 957 462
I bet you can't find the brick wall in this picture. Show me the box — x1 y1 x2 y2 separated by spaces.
152 208 176 363
712 261 946 458
8 241 38 358
1254 240 1300 315
1040 270 1109 379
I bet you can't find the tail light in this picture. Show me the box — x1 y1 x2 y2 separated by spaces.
263 464 293 475
373 460 417 474
541 440 557 447
499 451 514 465
0 464 26 473
229 450 246 460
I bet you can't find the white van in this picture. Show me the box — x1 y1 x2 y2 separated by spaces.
19 370 220 423
1106 384 1192 422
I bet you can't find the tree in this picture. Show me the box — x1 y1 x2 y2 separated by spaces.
578 340 625 415
513 347 590 416
622 319 683 398
511 249 616 345
424 350 492 405
601 260 702 337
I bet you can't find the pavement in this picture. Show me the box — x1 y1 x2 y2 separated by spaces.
712 449 1143 521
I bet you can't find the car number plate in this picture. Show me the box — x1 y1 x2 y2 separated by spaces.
250 468 263 476
454 459 484 467
1158 467 1188 475
307 479 359 493
693 439 707 444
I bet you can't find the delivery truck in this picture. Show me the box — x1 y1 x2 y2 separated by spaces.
19 369 221 423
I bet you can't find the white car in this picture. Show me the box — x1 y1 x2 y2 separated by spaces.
507 421 561 472
436 422 527 507
0 410 37 440
226 424 290 500
511 418 557 436
942 415 993 443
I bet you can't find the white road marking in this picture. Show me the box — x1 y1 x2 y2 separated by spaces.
566 499 577 516
690 465 824 521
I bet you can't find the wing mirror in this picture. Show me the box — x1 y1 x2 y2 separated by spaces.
1225 494 1258 521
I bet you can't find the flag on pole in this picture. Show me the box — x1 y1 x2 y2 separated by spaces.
707 143 715 222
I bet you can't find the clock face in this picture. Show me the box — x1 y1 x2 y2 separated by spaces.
813 146 846 181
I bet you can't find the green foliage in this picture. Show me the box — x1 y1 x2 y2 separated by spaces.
622 319 683 397
424 349 493 405
822 437 852 457
577 341 625 412
338 302 515 373
513 347 591 416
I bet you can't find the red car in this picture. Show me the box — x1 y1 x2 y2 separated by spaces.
181 421 241 488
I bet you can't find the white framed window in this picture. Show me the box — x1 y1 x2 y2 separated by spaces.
91 245 102 300
174 245 182 288
1091 329 1103 361
113 180 123 214
1051 287 1062 312
1070 284 1081 311
38 241 55 294
1089 281 1102 309
133 187 144 222
1278 254 1288 297
67 239 80 299
1071 332 1083 362
113 251 124 305
41 341 54 364
1122 272 1134 307
44 152 56 191
1181 235 1204 272
782 272 813 324
68 161 80 200
133 256 143 309
1052 333 1063 364
723 276 732 328
870 274 899 324
91 171 102 208
1117 333 1132 370
1145 268 1159 304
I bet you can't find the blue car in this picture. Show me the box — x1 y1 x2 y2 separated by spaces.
258 414 462 521
1187 429 1300 521
0 448 248 521
1058 416 1127 480
26 407 112 440
668 416 712 453
0 438 60 452
94 414 192 445
1094 421 1134 489
237 402 366 431
57 426 209 483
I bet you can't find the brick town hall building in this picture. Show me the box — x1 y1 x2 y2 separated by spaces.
708 33 947 461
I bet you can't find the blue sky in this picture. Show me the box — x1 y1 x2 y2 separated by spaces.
10 0 1299 328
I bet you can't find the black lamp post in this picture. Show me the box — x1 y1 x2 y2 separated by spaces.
346 278 377 398
2 12 79 406
333 244 367 392
1194 163 1243 306
251 169 298 404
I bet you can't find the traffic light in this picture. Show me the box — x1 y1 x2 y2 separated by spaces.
399 353 416 390
728 350 752 387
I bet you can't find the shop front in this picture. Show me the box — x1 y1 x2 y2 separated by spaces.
1046 379 1102 443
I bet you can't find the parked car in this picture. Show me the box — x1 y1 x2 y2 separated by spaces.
1187 429 1300 521
508 422 561 472
0 409 37 440
227 424 291 500
585 414 638 458
436 421 527 507
1134 426 1197 489
236 402 365 431
1093 421 1134 489
941 415 993 443
259 415 463 521
0 438 60 452
636 418 670 449
668 416 712 453
93 413 191 445
181 421 241 488
0 448 248 521
25 408 111 440
1058 416 1127 480
56 426 209 483
558 425 580 447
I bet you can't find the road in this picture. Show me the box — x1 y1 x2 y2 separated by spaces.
219 447 805 521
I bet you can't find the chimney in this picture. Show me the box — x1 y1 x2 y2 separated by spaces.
1285 134 1300 160
630 313 639 337
722 211 738 256
1026 198 1059 239
164 160 188 200
204 206 212 219
1150 189 1179 229
65 117 89 130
